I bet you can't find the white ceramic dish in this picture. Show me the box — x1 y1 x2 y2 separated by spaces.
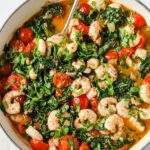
0 0 150 149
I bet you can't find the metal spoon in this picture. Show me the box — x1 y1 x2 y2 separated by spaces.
61 0 80 34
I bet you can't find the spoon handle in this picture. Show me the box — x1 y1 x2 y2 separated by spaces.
61 0 80 34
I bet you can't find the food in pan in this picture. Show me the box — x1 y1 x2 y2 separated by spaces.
0 0 150 149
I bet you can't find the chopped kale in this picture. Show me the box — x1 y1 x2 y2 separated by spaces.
101 7 127 26
113 77 134 98
42 3 64 17
139 53 150 78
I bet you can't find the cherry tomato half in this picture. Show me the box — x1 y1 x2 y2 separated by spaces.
79 3 91 15
22 42 35 53
18 116 31 134
105 50 119 60
75 21 89 35
119 48 135 58
132 13 146 29
19 27 34 43
72 94 89 110
0 77 8 94
144 75 150 84
137 34 146 48
92 130 101 136
30 139 49 150
11 39 25 52
7 74 27 91
60 135 79 150
0 62 12 76
53 72 72 88
79 142 91 150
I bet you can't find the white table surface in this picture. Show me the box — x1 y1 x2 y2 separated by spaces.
0 0 150 150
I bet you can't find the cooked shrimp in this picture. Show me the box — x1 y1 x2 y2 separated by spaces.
88 0 107 9
126 48 147 69
133 33 143 47
131 97 141 106
71 77 91 97
26 126 43 140
47 34 64 51
65 42 78 54
26 57 30 65
104 114 124 140
123 24 135 34
72 59 85 70
38 39 46 56
128 117 145 132
86 87 99 99
87 58 99 69
74 109 97 131
139 108 150 120
116 99 130 118
29 68 37 80
67 18 79 34
89 21 103 45
2 91 25 115
109 3 121 9
98 97 117 116
139 84 150 104
95 65 105 79
10 114 23 123
134 48 147 60
47 34 64 45
95 64 117 80
48 138 59 150
95 64 118 88
47 110 60 131
83 68 92 74
70 28 80 42
47 110 70 131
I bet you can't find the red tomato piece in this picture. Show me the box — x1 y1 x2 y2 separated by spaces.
17 116 31 134
0 77 8 94
72 94 89 110
7 74 27 91
132 13 146 29
60 135 79 150
19 27 34 43
105 50 119 60
53 72 72 88
144 76 150 84
79 142 91 150
90 97 98 109
119 48 135 58
75 21 89 35
30 139 49 150
79 3 91 15
22 42 35 53
11 39 25 52
92 130 101 136
137 34 146 48
0 62 12 76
